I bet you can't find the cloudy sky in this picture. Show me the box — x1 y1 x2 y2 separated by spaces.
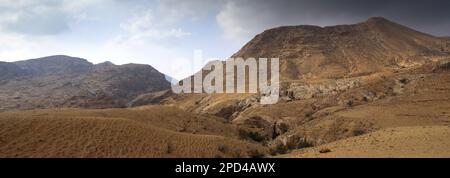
1 0 449 79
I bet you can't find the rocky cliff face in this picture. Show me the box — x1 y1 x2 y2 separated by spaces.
0 55 171 111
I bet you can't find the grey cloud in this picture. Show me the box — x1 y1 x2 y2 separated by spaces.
3 10 70 36
217 0 450 43
0 0 71 36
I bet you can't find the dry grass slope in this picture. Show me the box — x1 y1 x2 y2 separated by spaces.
278 126 450 158
0 106 267 158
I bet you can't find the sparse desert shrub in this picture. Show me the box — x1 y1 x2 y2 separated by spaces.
247 148 265 158
305 111 313 118
269 150 278 156
278 122 289 134
362 96 369 102
231 149 245 158
398 78 409 84
346 100 354 107
352 128 366 136
238 128 266 142
166 142 174 154
319 148 332 154
218 144 229 153
271 143 289 155
298 139 315 149
272 122 289 139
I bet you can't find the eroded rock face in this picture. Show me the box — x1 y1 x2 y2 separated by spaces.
127 90 174 107
433 60 450 72
443 37 450 54
220 97 258 120
281 78 362 100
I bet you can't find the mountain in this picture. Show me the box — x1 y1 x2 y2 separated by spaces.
232 17 449 80
163 17 450 156
1 17 450 158
0 62 29 81
169 17 450 115
0 55 171 111
14 55 93 76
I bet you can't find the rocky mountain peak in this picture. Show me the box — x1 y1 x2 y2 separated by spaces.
13 55 93 75
0 56 171 111
231 17 448 80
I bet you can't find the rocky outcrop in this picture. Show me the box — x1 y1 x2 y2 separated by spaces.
127 90 174 107
281 78 362 100
432 60 450 72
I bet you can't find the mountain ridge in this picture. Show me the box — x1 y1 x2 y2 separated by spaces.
163 17 450 155
0 55 171 111
1 17 450 158
231 17 448 80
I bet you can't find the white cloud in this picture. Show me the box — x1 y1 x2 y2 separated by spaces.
216 0 301 45
157 0 217 21
0 33 64 61
0 0 111 36
0 0 67 35
119 9 191 40
216 1 254 44
100 35 193 79
0 0 216 79
118 0 217 40
0 0 115 61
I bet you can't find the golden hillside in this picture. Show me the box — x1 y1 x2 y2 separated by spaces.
278 126 450 158
232 17 449 80
1 17 450 158
160 17 450 157
0 106 267 158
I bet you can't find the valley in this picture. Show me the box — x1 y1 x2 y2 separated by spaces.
0 17 449 158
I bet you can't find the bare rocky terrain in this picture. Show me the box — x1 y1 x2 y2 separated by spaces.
0 17 449 158
278 126 450 158
0 55 171 111
159 17 450 157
